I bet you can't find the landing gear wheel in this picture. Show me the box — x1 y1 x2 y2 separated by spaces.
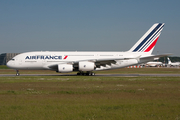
91 72 95 76
77 72 95 76
16 73 20 76
16 70 20 76
86 72 95 76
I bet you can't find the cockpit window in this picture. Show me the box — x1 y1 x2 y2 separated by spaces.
11 59 15 61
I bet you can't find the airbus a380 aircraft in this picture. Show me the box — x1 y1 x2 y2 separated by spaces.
7 23 168 76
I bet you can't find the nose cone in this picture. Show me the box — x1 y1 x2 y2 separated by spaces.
6 61 15 69
6 61 11 68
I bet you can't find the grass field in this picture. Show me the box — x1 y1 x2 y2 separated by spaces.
0 76 180 119
0 66 180 119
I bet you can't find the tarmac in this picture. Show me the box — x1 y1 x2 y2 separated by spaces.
1 74 180 77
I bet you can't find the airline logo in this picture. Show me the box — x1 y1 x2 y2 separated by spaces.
63 56 68 59
133 23 164 52
25 56 62 60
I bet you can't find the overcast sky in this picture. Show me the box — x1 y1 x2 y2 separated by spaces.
0 0 180 56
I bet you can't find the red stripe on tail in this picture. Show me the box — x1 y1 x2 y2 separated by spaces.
144 37 159 52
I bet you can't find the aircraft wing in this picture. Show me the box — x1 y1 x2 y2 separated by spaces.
139 54 171 62
48 54 171 71
48 57 128 70
93 54 171 68
71 58 125 69
72 56 141 68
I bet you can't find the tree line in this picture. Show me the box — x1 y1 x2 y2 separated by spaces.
158 57 180 63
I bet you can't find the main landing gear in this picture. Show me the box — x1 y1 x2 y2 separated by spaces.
16 70 20 76
77 71 95 76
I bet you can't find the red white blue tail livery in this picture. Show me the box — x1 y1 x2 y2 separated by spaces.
129 23 164 54
7 23 169 76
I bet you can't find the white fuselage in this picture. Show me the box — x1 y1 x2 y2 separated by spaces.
146 61 163 67
7 51 151 71
169 62 180 66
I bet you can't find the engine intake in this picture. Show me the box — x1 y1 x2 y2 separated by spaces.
58 64 73 73
79 61 95 71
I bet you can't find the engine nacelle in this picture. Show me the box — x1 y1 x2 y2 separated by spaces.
58 64 73 73
79 61 95 71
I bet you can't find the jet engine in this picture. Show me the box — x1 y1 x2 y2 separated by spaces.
79 61 95 71
58 64 73 73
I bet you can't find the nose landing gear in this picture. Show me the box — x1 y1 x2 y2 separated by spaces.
16 70 20 76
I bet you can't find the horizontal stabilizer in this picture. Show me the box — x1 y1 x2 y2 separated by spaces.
140 54 172 62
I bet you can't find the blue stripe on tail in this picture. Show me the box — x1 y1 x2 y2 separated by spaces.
133 23 162 52
138 24 164 52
